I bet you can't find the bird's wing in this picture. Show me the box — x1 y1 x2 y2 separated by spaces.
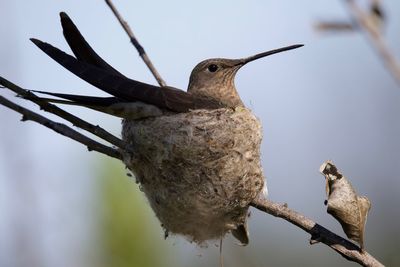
60 12 125 77
31 38 223 112
32 12 163 119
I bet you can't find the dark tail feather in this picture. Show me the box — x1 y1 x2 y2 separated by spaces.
60 12 124 77
32 90 122 106
30 38 224 112
23 91 163 119
30 38 162 103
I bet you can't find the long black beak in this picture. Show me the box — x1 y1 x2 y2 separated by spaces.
238 44 304 66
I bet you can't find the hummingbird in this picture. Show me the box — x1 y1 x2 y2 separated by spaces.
30 12 302 119
27 12 303 245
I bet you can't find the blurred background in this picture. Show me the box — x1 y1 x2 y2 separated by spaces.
1 0 399 266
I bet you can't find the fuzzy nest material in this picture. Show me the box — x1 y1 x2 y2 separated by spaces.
121 107 265 244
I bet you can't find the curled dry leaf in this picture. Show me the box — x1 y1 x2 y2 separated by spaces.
319 161 371 250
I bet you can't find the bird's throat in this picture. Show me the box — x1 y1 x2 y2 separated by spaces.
190 84 244 108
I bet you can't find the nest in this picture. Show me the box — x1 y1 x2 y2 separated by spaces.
121 107 265 244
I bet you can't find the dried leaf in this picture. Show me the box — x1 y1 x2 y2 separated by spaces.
319 161 371 249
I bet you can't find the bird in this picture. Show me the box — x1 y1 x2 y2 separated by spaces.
27 12 303 245
29 12 302 119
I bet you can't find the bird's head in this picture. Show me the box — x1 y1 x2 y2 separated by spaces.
187 44 303 108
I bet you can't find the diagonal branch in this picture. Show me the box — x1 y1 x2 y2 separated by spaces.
0 76 129 150
105 0 167 87
0 95 122 160
250 198 384 267
344 0 400 86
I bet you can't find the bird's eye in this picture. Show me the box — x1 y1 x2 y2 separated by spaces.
207 64 219 72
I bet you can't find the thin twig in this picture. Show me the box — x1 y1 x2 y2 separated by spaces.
219 238 224 267
105 0 167 87
0 76 129 150
344 0 400 86
0 95 122 160
250 199 384 267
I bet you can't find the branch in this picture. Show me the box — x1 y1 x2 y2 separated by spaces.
0 95 122 160
344 0 400 86
105 0 167 87
0 76 129 150
250 198 384 267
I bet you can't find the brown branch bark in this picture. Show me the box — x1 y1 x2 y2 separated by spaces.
105 0 167 87
0 76 128 150
0 95 122 160
250 198 384 267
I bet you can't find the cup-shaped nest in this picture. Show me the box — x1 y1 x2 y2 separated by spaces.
122 107 265 244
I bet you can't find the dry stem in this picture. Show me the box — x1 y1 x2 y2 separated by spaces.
250 198 384 267
0 76 128 150
0 95 122 160
105 0 167 87
344 0 400 86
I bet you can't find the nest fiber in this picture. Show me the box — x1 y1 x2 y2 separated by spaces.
122 107 265 243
